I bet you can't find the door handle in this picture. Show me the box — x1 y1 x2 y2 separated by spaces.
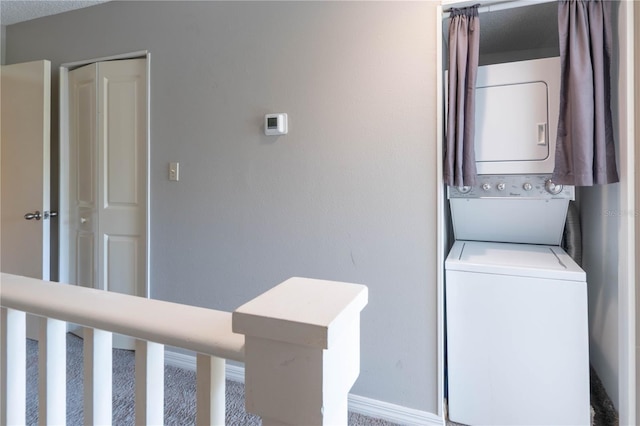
537 122 547 146
24 211 42 221
43 211 58 220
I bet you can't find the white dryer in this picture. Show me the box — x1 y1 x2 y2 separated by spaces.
445 240 590 425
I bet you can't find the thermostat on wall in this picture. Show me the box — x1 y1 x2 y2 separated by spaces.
264 113 288 135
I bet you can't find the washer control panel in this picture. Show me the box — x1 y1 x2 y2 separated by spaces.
448 175 574 200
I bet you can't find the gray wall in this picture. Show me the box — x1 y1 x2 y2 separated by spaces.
6 1 439 413
579 0 623 409
636 3 640 420
1 25 5 64
581 185 620 406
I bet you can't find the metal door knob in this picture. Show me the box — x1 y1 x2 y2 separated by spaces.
24 211 42 220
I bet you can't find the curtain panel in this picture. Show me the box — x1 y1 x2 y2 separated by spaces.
444 5 480 188
553 0 619 186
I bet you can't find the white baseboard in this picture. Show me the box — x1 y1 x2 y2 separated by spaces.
348 394 444 426
165 350 245 383
164 350 443 426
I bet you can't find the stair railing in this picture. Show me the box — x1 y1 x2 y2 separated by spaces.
0 273 367 426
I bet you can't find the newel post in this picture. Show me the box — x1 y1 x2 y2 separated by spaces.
232 277 368 426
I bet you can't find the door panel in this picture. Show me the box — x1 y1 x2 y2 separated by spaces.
1 60 51 279
69 63 98 288
1 60 51 341
105 236 139 295
104 78 139 205
76 80 96 205
98 59 147 298
76 233 95 287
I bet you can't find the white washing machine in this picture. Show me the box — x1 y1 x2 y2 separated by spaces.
445 175 591 425
446 240 590 425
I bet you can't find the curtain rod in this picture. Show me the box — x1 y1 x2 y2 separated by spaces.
442 0 556 18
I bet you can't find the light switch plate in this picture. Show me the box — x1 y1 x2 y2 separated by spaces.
169 162 179 181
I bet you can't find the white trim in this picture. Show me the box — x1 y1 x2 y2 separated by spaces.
164 350 197 372
348 394 444 426
635 2 640 423
58 68 70 285
224 363 245 384
164 350 442 425
435 3 445 419
145 53 151 299
61 50 149 71
618 1 636 425
165 350 245 383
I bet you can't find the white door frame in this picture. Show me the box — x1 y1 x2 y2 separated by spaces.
435 4 445 419
58 50 151 298
617 2 636 424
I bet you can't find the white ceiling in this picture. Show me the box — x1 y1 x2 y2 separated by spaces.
1 0 108 26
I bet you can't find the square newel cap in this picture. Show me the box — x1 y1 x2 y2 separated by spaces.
232 277 368 350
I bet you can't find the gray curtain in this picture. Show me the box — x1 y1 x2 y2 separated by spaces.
444 5 480 188
552 0 619 186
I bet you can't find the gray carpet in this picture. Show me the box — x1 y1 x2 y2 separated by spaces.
589 366 619 426
25 334 618 426
25 333 398 425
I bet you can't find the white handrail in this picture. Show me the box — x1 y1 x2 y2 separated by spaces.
1 273 368 425
0 273 244 361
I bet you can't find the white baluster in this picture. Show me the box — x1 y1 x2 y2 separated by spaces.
196 354 226 426
84 328 112 425
135 339 164 425
38 317 66 426
1 308 26 426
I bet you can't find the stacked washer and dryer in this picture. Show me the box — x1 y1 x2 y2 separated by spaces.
445 57 591 425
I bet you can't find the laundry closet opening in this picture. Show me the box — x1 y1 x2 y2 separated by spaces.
439 1 628 423
438 1 628 425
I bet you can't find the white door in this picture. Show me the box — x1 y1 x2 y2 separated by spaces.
1 60 51 339
66 58 147 349
68 63 98 288
97 59 147 299
1 60 51 279
67 58 147 295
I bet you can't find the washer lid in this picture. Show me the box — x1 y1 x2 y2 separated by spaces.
446 240 586 281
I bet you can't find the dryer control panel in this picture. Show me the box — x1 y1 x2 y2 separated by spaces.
448 175 574 200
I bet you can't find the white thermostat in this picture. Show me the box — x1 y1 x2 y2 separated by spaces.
264 113 288 135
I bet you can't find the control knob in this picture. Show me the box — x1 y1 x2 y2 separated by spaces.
523 182 533 191
456 186 472 194
481 183 491 191
545 179 563 195
497 183 506 191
